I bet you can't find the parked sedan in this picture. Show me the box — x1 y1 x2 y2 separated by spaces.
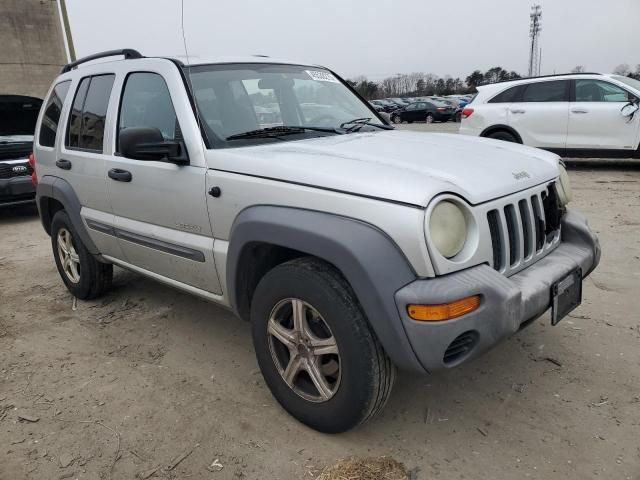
390 101 453 124
370 99 397 113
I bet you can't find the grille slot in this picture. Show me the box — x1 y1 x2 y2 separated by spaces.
443 331 478 365
531 194 545 251
486 186 560 276
487 210 503 271
504 205 519 266
518 199 534 258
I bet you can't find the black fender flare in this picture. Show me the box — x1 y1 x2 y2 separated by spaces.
480 124 523 143
226 206 424 372
36 175 100 255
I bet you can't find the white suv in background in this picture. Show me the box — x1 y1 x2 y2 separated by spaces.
460 73 640 157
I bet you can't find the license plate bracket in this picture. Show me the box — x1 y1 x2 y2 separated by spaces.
551 268 582 326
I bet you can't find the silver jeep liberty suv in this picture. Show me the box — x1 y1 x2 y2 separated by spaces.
33 50 600 433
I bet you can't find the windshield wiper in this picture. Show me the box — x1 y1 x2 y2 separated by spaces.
226 125 341 141
340 118 394 133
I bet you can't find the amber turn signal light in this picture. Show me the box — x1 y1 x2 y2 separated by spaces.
407 295 481 321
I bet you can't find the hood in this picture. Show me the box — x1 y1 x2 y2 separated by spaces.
0 95 41 137
209 130 560 207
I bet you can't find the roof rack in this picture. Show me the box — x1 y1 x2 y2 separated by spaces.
61 49 144 73
479 72 602 86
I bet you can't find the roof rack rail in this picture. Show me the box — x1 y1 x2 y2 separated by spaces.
479 71 602 86
61 49 144 73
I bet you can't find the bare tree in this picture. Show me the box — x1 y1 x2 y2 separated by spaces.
571 65 585 73
613 64 631 75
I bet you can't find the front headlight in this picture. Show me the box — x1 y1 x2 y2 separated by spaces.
429 200 467 258
556 163 573 206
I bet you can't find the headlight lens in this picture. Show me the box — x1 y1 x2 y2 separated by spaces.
429 201 467 258
556 163 573 206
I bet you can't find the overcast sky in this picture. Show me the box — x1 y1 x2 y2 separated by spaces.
66 0 639 80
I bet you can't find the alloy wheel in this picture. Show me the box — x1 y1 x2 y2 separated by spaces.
267 298 341 403
57 228 80 284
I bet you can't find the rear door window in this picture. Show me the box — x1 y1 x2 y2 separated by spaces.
521 81 569 102
66 74 115 153
39 81 71 147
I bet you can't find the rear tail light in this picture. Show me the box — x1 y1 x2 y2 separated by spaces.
462 107 474 119
437 107 446 112
29 152 37 186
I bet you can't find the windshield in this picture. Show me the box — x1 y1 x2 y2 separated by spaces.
0 95 42 139
187 63 384 147
612 75 640 94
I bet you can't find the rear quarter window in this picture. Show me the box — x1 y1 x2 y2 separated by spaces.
39 81 72 147
488 85 522 103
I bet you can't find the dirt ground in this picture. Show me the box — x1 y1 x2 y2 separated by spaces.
1 153 640 479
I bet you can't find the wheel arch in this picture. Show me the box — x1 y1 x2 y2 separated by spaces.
480 124 523 143
226 206 424 372
36 175 100 255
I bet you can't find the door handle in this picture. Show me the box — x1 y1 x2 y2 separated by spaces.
510 109 526 114
571 109 589 114
107 168 132 182
55 159 72 170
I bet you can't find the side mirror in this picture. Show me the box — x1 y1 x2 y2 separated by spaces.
621 103 639 118
119 127 188 164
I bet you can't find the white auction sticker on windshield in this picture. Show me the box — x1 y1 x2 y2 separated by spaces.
306 70 339 83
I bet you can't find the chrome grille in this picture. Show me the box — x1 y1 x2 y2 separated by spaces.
0 161 32 179
487 185 561 276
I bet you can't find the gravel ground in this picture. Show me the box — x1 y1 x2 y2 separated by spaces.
1 129 639 479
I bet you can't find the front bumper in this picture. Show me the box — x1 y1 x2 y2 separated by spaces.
395 211 601 372
0 175 35 206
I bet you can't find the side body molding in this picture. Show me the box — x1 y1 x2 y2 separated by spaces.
36 175 100 256
226 206 424 371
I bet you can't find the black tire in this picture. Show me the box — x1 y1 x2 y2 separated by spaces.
425 113 434 124
250 257 396 433
391 115 402 124
51 210 112 300
486 130 519 143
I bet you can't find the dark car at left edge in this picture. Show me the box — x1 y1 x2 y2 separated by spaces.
0 95 42 207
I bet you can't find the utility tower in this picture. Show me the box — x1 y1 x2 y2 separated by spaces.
528 4 542 77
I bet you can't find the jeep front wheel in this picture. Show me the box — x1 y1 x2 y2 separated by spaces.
250 257 395 433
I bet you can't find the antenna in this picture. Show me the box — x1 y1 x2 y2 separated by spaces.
180 0 190 63
528 4 542 77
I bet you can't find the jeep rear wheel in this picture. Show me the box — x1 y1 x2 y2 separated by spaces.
51 210 112 300
250 257 396 433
